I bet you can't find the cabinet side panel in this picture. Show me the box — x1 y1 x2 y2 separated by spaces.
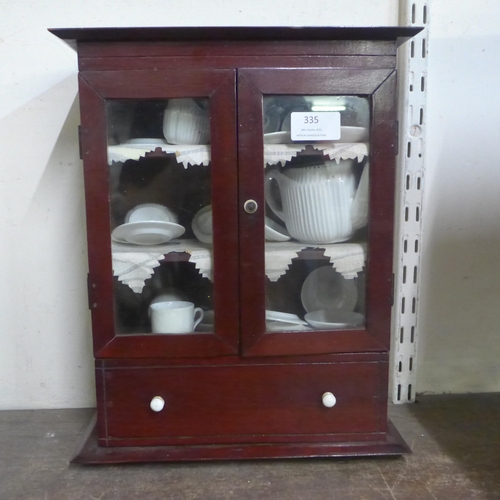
78 76 116 354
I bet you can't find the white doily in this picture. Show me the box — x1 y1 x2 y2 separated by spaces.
108 144 210 168
264 142 368 166
265 242 366 281
107 142 366 169
112 240 366 293
112 251 164 293
112 240 213 293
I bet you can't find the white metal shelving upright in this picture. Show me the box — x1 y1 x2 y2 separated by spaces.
390 0 429 403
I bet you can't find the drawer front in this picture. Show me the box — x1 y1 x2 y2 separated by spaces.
101 362 386 444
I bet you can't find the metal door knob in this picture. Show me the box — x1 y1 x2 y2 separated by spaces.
244 199 258 214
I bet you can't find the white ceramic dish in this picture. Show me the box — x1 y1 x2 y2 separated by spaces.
304 310 364 329
124 138 167 146
265 310 307 325
301 266 358 313
263 128 368 144
339 126 369 143
163 98 210 145
125 203 178 224
192 205 213 244
264 131 292 144
266 322 312 332
264 217 291 242
111 221 185 245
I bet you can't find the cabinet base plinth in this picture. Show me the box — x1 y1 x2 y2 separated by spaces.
71 413 410 464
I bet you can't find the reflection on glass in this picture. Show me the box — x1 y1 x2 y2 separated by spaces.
106 98 214 335
263 95 369 332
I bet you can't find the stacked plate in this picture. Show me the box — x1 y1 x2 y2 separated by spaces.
112 203 185 245
304 310 364 329
192 206 213 244
265 310 310 331
301 266 363 329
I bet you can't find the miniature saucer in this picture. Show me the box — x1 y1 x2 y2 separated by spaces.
265 310 307 325
124 138 167 146
111 221 185 245
192 205 213 244
265 217 291 242
263 131 292 144
301 266 358 313
304 310 364 329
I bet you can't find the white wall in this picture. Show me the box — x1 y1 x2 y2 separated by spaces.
1 0 498 409
416 0 500 393
0 0 397 409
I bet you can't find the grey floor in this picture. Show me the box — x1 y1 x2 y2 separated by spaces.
1 394 499 500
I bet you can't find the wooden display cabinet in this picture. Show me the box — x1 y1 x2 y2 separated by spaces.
50 26 421 463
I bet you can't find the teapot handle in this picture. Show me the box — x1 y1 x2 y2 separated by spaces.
264 170 285 221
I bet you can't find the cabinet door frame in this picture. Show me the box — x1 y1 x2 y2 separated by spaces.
238 67 397 357
79 68 239 358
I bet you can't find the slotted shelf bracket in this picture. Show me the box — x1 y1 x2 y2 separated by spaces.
390 0 429 403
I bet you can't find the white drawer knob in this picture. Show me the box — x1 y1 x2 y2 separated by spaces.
322 392 337 408
150 396 165 412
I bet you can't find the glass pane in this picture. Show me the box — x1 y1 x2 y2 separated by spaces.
263 95 369 332
106 98 214 335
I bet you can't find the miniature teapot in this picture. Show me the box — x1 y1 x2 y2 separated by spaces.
265 159 369 244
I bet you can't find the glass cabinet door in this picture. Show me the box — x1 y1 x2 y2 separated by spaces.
79 69 239 358
238 68 397 356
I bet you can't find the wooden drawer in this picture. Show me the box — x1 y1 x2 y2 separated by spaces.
99 361 387 446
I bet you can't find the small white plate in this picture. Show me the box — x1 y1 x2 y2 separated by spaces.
124 138 167 146
266 322 312 332
265 217 291 242
305 310 364 329
301 266 358 313
264 131 292 144
339 126 369 143
111 221 185 245
192 205 213 244
265 310 307 325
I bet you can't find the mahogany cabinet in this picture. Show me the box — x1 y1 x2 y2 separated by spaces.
50 27 421 463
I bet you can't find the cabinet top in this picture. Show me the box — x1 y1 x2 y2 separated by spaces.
49 26 422 45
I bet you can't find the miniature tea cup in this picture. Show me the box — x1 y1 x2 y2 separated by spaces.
149 300 204 334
